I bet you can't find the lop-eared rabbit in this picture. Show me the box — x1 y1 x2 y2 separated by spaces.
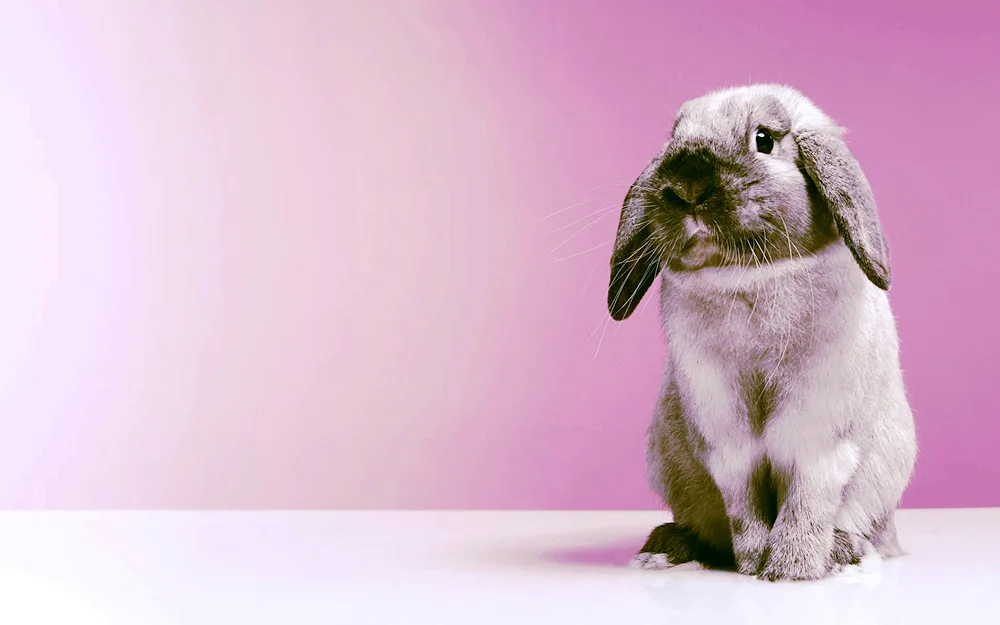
609 84 915 581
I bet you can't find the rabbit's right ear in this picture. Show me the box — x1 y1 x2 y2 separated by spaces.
608 173 661 321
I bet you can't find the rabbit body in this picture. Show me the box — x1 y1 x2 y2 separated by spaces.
609 85 916 581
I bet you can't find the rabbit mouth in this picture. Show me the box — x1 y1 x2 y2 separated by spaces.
668 234 725 272
668 229 777 272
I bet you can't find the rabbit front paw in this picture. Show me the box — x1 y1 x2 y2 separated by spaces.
758 531 832 582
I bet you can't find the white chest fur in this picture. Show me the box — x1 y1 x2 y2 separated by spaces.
659 243 880 464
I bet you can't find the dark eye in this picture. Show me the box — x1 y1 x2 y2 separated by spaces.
755 128 775 154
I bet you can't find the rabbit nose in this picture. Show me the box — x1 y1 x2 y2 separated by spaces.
662 145 719 209
661 180 716 212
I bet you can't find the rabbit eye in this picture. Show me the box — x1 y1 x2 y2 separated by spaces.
755 128 775 154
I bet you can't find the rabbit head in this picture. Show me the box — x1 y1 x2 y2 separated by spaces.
608 84 891 321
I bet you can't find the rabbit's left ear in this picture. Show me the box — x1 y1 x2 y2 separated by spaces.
795 128 892 290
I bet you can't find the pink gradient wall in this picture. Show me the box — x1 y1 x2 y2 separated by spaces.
0 0 996 508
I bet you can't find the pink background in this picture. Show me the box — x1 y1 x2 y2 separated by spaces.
0 0 997 509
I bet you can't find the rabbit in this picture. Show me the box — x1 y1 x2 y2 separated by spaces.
608 84 916 581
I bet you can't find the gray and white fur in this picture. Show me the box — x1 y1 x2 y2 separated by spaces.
608 84 916 581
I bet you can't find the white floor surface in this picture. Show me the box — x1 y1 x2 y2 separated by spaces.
0 509 996 624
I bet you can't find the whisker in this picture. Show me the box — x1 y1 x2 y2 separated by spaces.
776 213 795 260
613 220 661 265
779 215 817 350
607 241 656 320
761 276 792 401
613 236 671 326
619 342 638 369
637 272 661 315
600 233 661 353
554 204 617 233
594 312 612 359
553 240 612 262
615 278 657 384
545 210 615 259
616 356 641 389
747 240 765 325
566 266 596 320
725 245 752 322
539 182 627 222
589 312 609 342
749 278 762 323
613 241 668 338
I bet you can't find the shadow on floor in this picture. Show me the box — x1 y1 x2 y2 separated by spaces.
542 538 641 568
446 533 647 571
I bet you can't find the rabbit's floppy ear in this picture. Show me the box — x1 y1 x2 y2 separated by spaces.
795 127 892 290
608 167 662 321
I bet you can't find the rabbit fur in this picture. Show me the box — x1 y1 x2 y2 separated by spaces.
608 84 916 581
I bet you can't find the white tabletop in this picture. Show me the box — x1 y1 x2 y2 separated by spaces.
0 509 996 624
